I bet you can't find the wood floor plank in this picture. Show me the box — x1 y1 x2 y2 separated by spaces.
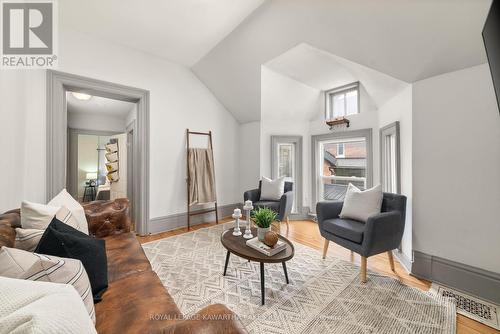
137 218 499 334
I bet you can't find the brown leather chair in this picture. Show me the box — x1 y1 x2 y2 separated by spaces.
0 199 247 334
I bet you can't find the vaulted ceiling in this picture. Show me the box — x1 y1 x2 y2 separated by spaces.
60 0 492 123
59 0 265 66
193 0 492 122
265 44 409 109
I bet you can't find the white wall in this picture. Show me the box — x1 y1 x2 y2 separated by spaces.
0 71 46 210
239 121 261 198
260 67 321 209
378 86 413 263
412 64 500 273
68 112 127 133
0 28 241 225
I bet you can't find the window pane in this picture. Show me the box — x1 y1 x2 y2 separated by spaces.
320 139 367 201
333 93 345 118
346 90 358 115
276 142 297 213
337 143 344 157
278 144 293 179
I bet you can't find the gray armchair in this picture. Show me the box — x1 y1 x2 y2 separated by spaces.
317 192 406 283
244 181 294 234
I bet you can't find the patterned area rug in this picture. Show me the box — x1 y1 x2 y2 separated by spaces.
142 223 456 333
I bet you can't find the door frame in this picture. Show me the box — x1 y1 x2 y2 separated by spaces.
311 128 373 210
47 70 150 235
270 135 303 215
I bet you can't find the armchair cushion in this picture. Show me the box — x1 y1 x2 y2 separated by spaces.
322 218 365 244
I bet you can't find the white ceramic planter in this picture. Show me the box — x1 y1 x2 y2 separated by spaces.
257 227 270 241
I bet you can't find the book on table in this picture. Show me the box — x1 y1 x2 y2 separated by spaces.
246 237 286 256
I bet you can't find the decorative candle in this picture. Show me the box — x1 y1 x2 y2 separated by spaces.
232 208 242 236
243 201 254 239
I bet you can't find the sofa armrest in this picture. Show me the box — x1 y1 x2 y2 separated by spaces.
243 188 260 203
158 304 247 334
278 191 294 221
361 211 404 257
316 201 343 227
82 198 131 238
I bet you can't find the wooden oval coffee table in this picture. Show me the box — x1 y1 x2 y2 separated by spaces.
221 227 294 305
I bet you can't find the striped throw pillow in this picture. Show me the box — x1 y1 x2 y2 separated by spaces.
14 206 88 252
0 246 96 324
15 228 45 252
55 205 88 234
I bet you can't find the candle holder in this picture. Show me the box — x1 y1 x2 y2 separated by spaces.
232 208 242 236
243 200 254 239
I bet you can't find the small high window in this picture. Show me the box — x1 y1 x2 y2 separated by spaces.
325 82 359 119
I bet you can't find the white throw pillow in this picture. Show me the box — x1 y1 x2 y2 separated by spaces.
0 277 97 334
260 177 285 201
0 247 96 324
48 189 89 235
339 184 383 223
20 201 59 230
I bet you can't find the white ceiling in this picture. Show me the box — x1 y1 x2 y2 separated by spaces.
266 44 409 109
193 0 492 122
66 93 135 118
59 0 265 66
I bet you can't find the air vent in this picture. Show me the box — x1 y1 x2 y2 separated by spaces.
430 283 500 330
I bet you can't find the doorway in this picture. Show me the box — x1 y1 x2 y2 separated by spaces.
46 70 150 235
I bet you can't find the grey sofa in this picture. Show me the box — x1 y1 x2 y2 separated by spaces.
317 192 406 282
244 181 294 233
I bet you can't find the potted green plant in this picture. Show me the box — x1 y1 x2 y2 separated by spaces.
251 207 278 242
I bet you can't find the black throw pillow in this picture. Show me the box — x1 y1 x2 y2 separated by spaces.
35 217 108 302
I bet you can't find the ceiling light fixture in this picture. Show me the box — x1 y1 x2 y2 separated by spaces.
72 92 92 101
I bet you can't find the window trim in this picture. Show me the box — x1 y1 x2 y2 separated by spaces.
325 81 360 120
311 128 373 211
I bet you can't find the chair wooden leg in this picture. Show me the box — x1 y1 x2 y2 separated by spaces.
387 251 395 272
286 217 290 235
361 256 367 283
322 239 329 259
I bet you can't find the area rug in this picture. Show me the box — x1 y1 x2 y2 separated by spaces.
142 223 456 334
